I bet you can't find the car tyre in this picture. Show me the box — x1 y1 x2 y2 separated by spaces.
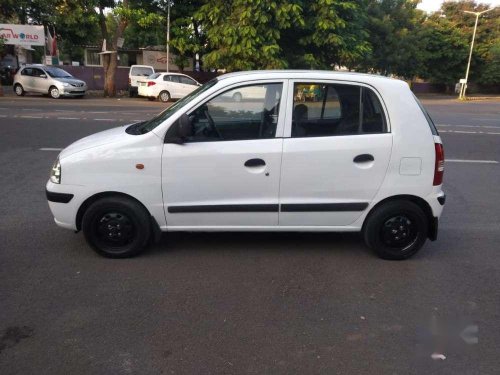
49 86 61 99
82 196 152 258
363 200 428 260
14 84 25 96
159 90 170 102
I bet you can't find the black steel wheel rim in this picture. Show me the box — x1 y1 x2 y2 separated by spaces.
380 214 418 251
94 211 136 249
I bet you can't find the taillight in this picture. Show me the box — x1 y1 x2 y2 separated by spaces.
128 78 131 85
147 81 156 87
433 143 444 186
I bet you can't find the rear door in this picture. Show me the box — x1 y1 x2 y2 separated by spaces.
162 80 287 228
31 68 49 93
179 75 199 96
167 75 184 98
279 80 393 227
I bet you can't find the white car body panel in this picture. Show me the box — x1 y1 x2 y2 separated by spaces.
46 70 444 236
138 73 199 99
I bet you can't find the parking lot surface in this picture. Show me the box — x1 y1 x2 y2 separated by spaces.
0 95 499 374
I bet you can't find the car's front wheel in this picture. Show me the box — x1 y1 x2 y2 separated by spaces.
49 86 61 99
363 200 428 260
159 90 170 102
14 84 25 96
82 196 152 258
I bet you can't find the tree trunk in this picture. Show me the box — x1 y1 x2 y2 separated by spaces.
101 2 128 97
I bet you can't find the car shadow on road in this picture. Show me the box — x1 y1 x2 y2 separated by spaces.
147 231 370 258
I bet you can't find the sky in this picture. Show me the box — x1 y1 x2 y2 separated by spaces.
417 0 500 13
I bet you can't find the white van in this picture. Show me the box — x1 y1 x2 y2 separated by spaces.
46 70 445 260
128 65 154 97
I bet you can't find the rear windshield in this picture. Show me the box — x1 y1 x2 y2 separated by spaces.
148 73 161 79
131 67 154 77
413 94 439 135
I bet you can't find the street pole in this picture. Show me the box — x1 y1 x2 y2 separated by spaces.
460 8 494 100
166 0 170 73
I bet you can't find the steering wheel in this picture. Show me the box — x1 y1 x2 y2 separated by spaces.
203 107 223 140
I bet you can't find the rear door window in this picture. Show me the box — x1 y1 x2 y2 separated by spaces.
180 76 197 85
291 82 387 137
21 68 33 76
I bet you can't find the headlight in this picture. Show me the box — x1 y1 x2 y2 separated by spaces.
62 82 69 87
50 158 61 184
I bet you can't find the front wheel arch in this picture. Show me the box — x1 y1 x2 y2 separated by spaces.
76 192 154 232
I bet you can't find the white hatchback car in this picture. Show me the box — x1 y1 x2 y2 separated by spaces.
137 72 200 102
46 70 445 260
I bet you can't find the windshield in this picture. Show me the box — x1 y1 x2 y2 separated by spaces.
135 78 218 134
131 67 154 77
45 67 72 78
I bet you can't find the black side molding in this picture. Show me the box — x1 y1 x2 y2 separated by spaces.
46 190 74 203
168 203 369 213
281 203 369 212
168 204 279 213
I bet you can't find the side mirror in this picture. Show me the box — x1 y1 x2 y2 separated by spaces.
165 113 193 144
39 74 47 78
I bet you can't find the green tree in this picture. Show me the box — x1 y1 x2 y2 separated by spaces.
417 17 469 86
194 0 304 71
436 1 500 85
360 0 425 79
286 0 370 70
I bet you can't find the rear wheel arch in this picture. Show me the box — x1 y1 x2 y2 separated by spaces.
363 194 435 239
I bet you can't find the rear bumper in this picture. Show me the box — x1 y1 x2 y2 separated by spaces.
427 191 445 241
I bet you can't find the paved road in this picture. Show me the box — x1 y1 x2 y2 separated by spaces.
0 95 499 374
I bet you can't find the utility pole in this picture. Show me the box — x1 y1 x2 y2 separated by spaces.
459 8 494 100
166 0 171 72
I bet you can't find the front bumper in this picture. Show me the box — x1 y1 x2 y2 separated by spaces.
46 180 86 231
60 87 87 96
46 189 74 203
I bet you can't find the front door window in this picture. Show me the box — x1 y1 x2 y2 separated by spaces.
185 83 283 142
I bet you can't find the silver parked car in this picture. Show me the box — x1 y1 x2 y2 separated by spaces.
13 65 87 99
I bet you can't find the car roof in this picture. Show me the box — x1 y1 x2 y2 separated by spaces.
217 70 400 86
158 72 189 76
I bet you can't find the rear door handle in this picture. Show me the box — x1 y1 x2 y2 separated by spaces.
244 158 266 167
353 154 374 163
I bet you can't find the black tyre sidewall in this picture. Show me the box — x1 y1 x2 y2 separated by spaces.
82 197 151 258
364 201 428 260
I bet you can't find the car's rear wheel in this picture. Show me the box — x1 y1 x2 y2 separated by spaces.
14 84 25 96
82 196 151 258
49 86 60 99
159 90 170 102
363 200 428 260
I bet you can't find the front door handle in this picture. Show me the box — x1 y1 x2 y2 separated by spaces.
353 154 374 163
244 158 266 167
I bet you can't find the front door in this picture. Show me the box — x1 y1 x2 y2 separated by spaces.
279 81 393 227
162 81 287 228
